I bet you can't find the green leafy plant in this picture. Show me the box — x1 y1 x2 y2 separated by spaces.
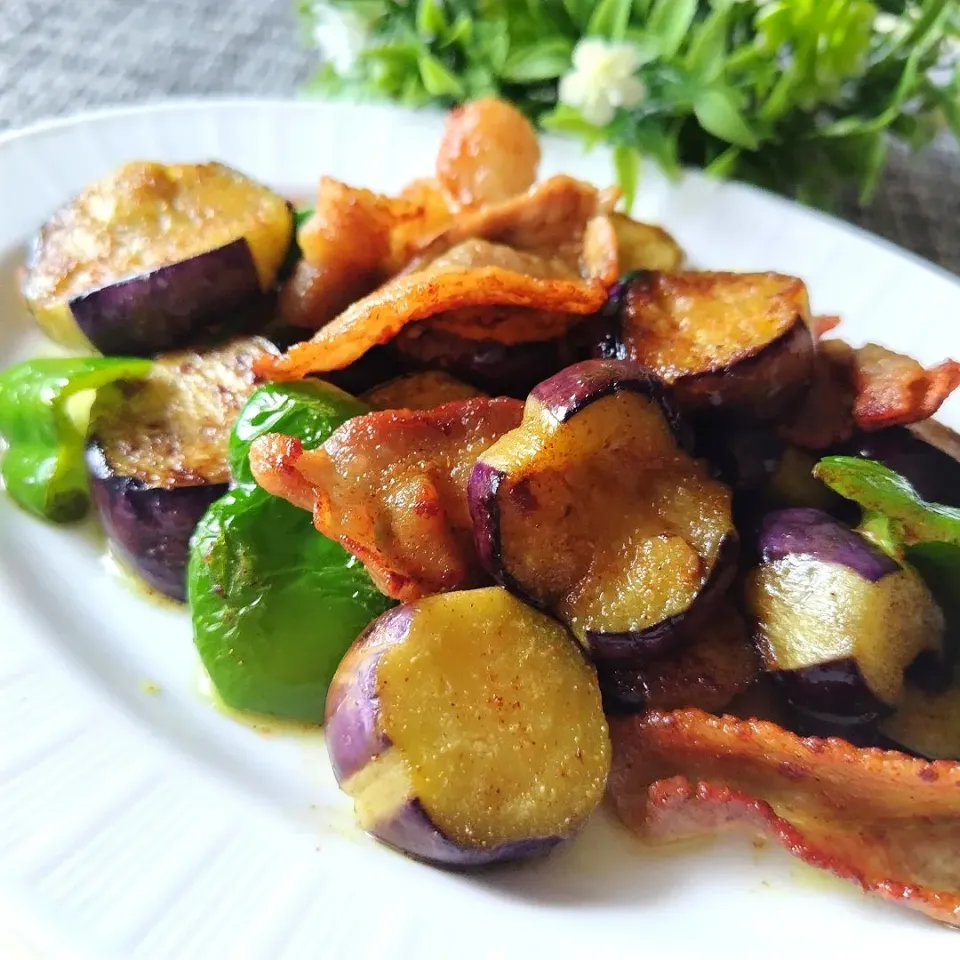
299 0 960 208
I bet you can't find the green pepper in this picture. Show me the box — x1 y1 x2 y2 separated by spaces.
815 455 960 642
228 379 366 486
814 456 960 546
189 378 393 722
0 357 152 522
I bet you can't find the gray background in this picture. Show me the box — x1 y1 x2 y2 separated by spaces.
1 0 957 274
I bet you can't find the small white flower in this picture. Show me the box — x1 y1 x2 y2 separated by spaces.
558 39 647 127
312 3 371 74
873 12 908 36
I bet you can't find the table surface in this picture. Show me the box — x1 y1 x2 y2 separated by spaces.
2 0 959 276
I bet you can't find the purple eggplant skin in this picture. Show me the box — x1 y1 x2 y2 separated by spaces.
466 461 543 612
324 604 571 867
752 508 945 725
70 239 264 356
324 605 410 784
469 360 734 664
86 441 225 601
584 535 738 664
526 357 694 454
467 359 696 627
393 326 575 399
773 663 894 730
373 801 561 867
670 321 813 417
529 358 667 423
757 507 899 581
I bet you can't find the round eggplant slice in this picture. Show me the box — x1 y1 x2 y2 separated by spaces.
87 336 274 600
746 508 945 725
604 271 814 418
469 359 736 663
326 587 610 865
393 324 575 399
22 162 293 354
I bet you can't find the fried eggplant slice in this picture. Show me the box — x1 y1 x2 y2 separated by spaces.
326 587 609 865
249 397 523 600
22 161 292 353
610 214 683 272
469 360 736 663
609 708 960 927
613 271 813 416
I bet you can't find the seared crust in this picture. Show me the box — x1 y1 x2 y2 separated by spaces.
92 336 271 488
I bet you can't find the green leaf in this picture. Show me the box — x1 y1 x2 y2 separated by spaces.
417 53 465 97
620 30 663 64
646 0 698 58
473 19 511 74
612 142 641 211
587 0 632 40
501 38 573 82
684 4 731 81
415 0 447 40
703 144 741 178
758 71 797 124
540 104 607 147
815 457 960 545
562 0 595 30
816 26 928 139
0 357 152 522
858 134 888 205
441 14 473 48
901 0 953 51
400 72 430 106
693 88 760 149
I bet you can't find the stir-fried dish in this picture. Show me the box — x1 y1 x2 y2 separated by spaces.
4 97 960 926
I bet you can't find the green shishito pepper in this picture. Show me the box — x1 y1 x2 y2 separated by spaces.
0 356 152 522
815 455 960 638
189 380 394 723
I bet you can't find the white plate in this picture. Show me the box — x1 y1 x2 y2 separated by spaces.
1 99 958 960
